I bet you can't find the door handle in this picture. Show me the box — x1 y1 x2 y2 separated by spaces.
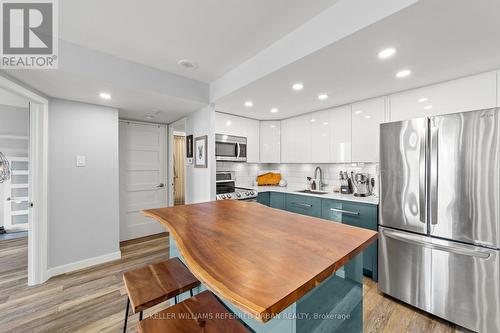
329 208 359 215
418 125 427 224
291 202 312 208
430 121 439 225
382 228 491 259
236 143 241 158
156 183 165 188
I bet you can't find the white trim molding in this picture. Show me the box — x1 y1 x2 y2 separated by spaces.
47 251 122 278
0 74 49 286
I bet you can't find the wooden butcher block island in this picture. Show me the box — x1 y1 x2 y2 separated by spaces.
144 200 377 333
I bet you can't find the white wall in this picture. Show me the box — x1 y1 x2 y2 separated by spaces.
47 99 120 270
0 104 29 227
185 105 216 203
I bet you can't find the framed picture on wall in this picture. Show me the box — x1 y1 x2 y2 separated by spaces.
186 135 193 158
194 135 208 168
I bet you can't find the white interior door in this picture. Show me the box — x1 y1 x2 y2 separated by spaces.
119 121 167 241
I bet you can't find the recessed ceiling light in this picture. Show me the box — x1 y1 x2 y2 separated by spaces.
225 121 232 126
378 48 396 59
323 122 329 125
396 69 412 78
310 118 316 122
99 92 111 100
364 115 372 119
177 59 198 70
418 97 428 103
318 94 329 100
244 101 253 107
354 110 363 114
270 124 276 128
424 105 433 110
292 83 304 91
270 108 279 113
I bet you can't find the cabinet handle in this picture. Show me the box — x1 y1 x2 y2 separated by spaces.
330 208 359 215
291 202 312 208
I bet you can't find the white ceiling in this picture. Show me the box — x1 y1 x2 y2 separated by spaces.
59 0 338 83
6 69 205 123
215 0 500 120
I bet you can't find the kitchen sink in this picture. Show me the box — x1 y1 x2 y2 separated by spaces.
295 190 329 195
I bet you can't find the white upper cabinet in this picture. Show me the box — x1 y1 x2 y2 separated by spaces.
390 71 497 122
281 114 311 163
309 106 352 163
329 105 352 163
246 120 260 163
351 97 386 163
260 121 280 163
310 110 331 163
215 112 259 163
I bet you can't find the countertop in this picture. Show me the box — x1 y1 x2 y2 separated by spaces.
144 200 377 322
243 185 379 205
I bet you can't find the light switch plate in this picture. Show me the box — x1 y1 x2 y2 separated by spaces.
76 155 86 167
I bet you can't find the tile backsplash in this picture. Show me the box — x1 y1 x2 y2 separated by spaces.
216 162 380 196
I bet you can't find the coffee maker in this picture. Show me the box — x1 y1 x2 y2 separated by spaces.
353 173 372 197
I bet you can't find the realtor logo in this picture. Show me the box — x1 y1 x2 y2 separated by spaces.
0 0 58 69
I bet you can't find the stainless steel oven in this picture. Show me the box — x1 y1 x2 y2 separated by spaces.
216 172 235 194
216 172 257 201
216 134 247 162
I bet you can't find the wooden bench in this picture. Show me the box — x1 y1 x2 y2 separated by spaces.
137 290 250 333
122 258 200 332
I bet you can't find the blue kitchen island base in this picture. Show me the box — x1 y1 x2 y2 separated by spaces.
170 237 364 333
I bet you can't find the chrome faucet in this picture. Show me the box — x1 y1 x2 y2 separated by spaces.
314 166 323 190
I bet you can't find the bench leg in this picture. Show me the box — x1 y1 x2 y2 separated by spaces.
139 311 143 321
190 289 193 297
123 298 130 333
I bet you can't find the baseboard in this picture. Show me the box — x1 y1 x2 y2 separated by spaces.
47 250 122 278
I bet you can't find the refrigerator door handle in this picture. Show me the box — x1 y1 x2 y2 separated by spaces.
418 126 427 223
382 228 491 259
429 120 439 225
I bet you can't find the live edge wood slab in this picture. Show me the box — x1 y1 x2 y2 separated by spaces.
143 200 377 323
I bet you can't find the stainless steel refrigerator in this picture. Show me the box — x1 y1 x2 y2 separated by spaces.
379 108 500 332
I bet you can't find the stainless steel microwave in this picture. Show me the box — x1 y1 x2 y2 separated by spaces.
215 134 247 162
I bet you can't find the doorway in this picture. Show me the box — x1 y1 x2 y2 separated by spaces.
0 76 49 286
168 119 187 207
0 91 29 241
119 120 167 241
173 135 185 205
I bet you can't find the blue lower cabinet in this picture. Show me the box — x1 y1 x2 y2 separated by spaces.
285 194 322 218
270 192 286 210
257 192 270 206
262 191 379 281
335 201 378 282
320 199 343 223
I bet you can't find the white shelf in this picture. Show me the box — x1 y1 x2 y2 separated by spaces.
7 156 28 162
9 196 29 203
0 134 28 141
11 170 28 176
11 210 28 216
11 183 29 189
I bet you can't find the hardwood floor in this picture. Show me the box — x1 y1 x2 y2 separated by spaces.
0 235 472 333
